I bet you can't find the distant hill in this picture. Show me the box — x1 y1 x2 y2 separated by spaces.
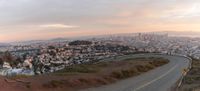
155 31 200 38
68 40 92 46
10 38 69 45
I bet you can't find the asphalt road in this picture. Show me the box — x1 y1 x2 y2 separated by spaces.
81 54 191 91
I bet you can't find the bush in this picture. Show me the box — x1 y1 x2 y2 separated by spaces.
43 80 64 88
111 71 123 79
56 64 99 74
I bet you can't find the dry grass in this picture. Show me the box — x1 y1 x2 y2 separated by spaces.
179 58 200 91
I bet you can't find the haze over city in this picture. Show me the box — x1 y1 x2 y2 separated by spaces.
1 0 200 42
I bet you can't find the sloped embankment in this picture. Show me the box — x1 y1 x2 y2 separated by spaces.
178 58 200 91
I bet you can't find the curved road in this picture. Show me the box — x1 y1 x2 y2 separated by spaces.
81 54 190 91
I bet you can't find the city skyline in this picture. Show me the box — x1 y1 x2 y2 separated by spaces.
1 0 200 42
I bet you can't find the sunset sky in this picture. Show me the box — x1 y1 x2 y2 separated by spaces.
1 0 200 42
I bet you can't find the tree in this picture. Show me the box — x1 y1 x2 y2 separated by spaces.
0 58 3 66
2 51 14 62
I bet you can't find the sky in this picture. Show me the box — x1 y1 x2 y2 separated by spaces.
1 0 200 42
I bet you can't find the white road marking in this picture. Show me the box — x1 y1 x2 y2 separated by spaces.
133 64 178 91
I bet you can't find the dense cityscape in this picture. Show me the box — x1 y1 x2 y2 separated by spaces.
0 33 199 76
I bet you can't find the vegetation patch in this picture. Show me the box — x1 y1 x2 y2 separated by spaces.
56 64 100 74
9 74 31 80
179 58 200 91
